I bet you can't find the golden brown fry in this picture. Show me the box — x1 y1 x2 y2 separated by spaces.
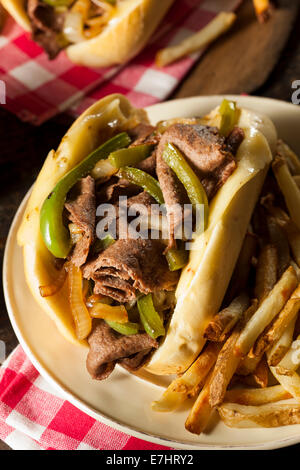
271 210 300 267
219 401 300 428
225 233 257 303
252 0 273 23
266 215 290 277
268 368 300 402
272 156 300 232
269 351 300 402
209 301 257 408
235 266 298 357
277 139 300 176
294 175 300 189
263 202 300 265
253 285 300 357
204 293 249 342
252 356 269 388
224 385 291 406
254 244 278 304
277 335 300 371
267 315 297 367
185 371 214 435
236 353 263 376
151 342 221 412
156 12 236 67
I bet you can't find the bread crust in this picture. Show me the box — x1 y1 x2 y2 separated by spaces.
2 0 174 66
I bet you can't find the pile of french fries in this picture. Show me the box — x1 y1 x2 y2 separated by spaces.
152 139 300 434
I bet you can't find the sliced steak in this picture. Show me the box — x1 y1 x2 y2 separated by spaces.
83 238 179 302
128 123 158 147
97 176 141 204
27 0 65 59
86 320 158 380
65 176 96 267
119 349 153 372
156 124 240 248
226 127 245 155
135 152 157 176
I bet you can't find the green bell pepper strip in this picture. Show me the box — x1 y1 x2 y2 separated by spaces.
106 320 140 335
137 294 165 339
108 144 154 169
219 99 238 136
166 248 188 271
162 142 209 230
117 167 164 205
92 234 115 254
40 132 131 259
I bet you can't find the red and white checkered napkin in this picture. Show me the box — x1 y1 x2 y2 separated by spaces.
0 0 241 124
0 345 172 450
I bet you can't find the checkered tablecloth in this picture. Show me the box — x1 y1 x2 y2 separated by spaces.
0 0 241 124
0 346 171 450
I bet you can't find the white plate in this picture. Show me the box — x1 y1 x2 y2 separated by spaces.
3 95 300 450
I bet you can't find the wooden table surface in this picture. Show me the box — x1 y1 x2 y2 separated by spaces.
0 0 300 451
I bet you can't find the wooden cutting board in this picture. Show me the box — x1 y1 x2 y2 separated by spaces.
174 0 300 98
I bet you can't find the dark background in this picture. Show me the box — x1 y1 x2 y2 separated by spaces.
0 0 300 451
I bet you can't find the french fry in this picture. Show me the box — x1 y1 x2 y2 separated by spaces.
293 175 300 189
235 266 298 357
277 335 300 371
266 216 290 277
209 301 258 408
252 355 269 388
236 353 263 376
277 139 300 176
151 342 221 412
224 385 291 406
267 315 297 367
290 260 300 281
219 401 300 428
185 371 214 435
262 201 300 268
204 293 249 342
252 0 273 23
253 285 300 357
272 156 300 232
254 244 278 304
267 365 300 402
225 233 257 303
155 12 236 67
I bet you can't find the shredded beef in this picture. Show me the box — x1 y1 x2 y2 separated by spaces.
82 238 179 303
65 176 96 267
156 124 240 248
27 0 65 59
86 320 158 380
